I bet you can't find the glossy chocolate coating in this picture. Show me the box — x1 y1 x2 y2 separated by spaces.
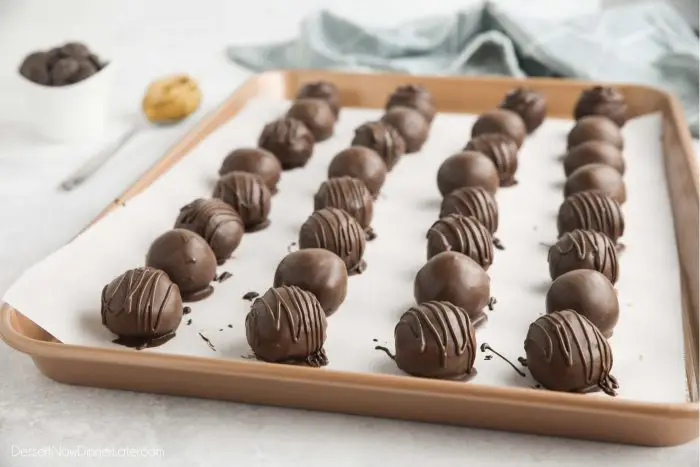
381 107 429 153
174 198 244 264
385 84 436 124
219 147 282 194
548 229 619 283
426 214 494 269
299 208 366 274
471 109 526 148
414 251 490 326
394 301 476 379
564 141 625 178
439 187 499 234
245 285 328 366
258 117 315 169
327 146 387 197
465 133 519 186
525 309 618 395
557 192 625 242
213 171 271 231
295 81 341 118
145 229 217 302
546 270 619 338
564 163 626 204
273 249 348 316
499 87 547 133
314 176 374 229
351 121 406 171
574 86 628 127
437 151 499 197
567 115 624 150
101 267 183 344
287 98 336 142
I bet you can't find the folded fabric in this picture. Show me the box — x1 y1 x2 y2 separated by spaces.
227 1 699 136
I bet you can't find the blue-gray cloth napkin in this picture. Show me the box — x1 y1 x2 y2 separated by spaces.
227 2 699 136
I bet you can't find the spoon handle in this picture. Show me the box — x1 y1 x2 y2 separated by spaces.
58 124 141 191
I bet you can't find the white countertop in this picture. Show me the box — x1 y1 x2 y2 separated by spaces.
0 1 697 466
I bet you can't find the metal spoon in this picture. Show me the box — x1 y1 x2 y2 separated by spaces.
58 74 200 191
58 123 143 191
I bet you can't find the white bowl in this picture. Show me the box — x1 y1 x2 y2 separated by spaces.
20 62 113 143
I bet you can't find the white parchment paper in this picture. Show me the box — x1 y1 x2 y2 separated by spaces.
3 98 688 403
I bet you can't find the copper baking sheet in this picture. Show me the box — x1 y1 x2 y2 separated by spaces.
1 71 697 446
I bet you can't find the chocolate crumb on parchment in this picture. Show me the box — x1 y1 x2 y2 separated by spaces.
493 238 505 250
484 355 493 360
374 345 395 360
183 306 192 315
480 343 526 377
366 228 377 241
216 271 233 283
198 332 216 351
517 357 528 367
287 242 297 253
186 319 192 326
228 324 233 328
487 297 497 311
243 291 259 301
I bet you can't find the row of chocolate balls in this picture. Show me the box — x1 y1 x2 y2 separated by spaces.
528 89 631 393
215 86 628 382
244 85 629 389
520 89 631 395
98 81 435 348
387 86 630 391
100 83 624 395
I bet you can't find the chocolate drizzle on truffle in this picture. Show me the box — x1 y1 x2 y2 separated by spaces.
175 198 244 264
499 87 547 133
245 285 328 366
101 267 183 348
258 117 315 169
299 208 366 274
426 214 494 269
385 84 436 124
574 86 628 127
295 81 341 118
394 301 476 379
525 309 618 396
351 121 406 171
548 229 619 283
381 107 430 153
465 134 519 186
286 98 336 142
218 148 282 194
213 171 271 231
557 192 625 242
440 187 499 234
314 177 374 229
